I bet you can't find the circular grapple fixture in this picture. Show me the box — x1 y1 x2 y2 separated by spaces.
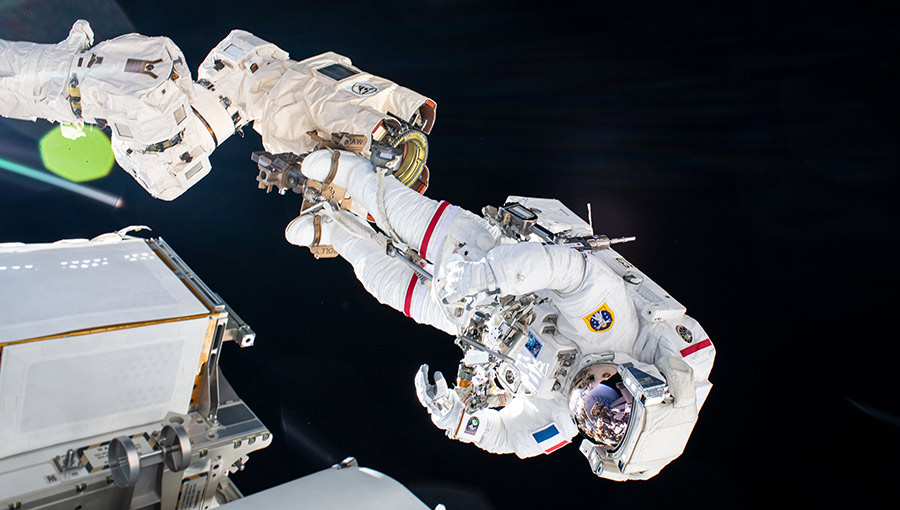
372 113 430 194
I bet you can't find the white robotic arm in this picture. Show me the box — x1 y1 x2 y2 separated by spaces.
1 21 437 200
0 21 236 199
0 20 93 125
195 29 291 136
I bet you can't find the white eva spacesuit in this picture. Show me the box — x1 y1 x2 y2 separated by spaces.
0 21 435 199
284 149 716 481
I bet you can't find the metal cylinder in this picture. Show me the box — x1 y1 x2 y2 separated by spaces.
108 423 191 488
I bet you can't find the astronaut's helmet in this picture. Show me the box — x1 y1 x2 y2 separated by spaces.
568 362 633 449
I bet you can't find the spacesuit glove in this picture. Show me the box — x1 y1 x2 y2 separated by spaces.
63 20 94 50
414 364 464 432
436 255 497 305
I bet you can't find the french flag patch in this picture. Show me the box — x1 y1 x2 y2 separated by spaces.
532 423 569 454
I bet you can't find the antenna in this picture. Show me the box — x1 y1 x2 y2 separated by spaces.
587 203 594 234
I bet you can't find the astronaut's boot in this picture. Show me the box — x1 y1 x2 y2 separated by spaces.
284 213 340 259
285 214 329 247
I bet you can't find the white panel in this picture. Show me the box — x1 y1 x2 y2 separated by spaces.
222 466 429 510
0 239 208 342
0 318 208 459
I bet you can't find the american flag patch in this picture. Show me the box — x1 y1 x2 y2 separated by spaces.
532 423 569 454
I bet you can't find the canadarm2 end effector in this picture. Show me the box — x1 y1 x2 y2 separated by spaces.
199 30 438 190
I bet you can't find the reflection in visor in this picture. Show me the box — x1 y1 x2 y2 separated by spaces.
574 381 633 449
584 383 620 410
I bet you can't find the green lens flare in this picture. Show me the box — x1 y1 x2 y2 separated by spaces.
39 125 115 182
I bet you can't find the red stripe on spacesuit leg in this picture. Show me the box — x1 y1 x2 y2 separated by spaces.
545 440 569 454
403 273 419 317
420 200 450 259
680 338 712 357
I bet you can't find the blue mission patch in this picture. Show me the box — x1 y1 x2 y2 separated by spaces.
582 303 615 333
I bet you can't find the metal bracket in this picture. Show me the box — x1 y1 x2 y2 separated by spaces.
385 240 433 280
199 319 228 424
52 449 83 473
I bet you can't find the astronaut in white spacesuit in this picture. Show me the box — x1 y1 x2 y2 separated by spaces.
284 148 716 481
0 21 435 199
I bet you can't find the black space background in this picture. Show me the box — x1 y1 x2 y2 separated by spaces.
2 1 899 508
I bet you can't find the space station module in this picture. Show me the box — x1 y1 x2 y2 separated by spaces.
0 20 435 200
283 149 716 481
0 229 435 509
